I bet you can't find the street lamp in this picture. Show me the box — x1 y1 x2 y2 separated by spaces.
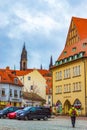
30 85 33 106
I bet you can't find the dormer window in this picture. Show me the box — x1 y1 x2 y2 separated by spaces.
55 61 59 66
69 56 72 61
60 60 62 64
14 78 18 84
64 58 67 63
55 62 58 66
83 42 87 47
74 54 78 59
79 52 83 58
72 47 76 52
64 51 67 55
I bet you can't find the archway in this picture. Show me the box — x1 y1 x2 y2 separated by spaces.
73 99 82 115
73 99 81 108
64 100 71 114
56 100 62 114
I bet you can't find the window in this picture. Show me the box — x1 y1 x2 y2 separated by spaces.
2 88 5 96
83 42 87 47
20 91 22 98
73 82 81 91
60 60 62 64
48 95 51 99
64 68 71 79
55 71 62 80
64 58 67 63
73 65 80 77
74 54 78 59
10 89 12 97
64 84 71 93
72 47 76 52
30 85 33 91
56 85 62 94
64 51 67 55
14 78 18 84
69 56 72 61
55 61 59 66
48 101 51 105
30 107 36 112
79 52 83 58
74 99 81 110
28 76 31 80
14 90 18 97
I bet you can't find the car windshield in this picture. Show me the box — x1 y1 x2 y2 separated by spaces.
15 110 21 113
3 107 9 111
23 107 31 111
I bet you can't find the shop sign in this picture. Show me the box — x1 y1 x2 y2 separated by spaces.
0 101 6 105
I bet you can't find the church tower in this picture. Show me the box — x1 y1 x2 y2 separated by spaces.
20 43 27 70
49 55 53 69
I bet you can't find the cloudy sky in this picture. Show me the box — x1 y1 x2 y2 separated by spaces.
0 0 87 70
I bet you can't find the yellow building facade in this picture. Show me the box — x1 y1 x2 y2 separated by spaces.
52 17 87 116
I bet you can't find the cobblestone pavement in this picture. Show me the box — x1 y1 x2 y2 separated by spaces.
0 116 87 130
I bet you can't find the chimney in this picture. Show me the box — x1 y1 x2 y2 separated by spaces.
6 66 10 70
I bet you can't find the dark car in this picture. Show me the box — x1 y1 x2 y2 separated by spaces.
0 106 19 118
16 106 51 120
16 106 32 120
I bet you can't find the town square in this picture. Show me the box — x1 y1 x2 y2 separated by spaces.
0 116 87 130
1 0 87 130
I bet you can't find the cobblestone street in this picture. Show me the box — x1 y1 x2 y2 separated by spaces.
0 116 87 130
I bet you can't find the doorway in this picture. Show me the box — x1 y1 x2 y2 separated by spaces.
64 100 71 114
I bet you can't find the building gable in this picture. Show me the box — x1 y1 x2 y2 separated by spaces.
54 17 87 66
65 18 80 46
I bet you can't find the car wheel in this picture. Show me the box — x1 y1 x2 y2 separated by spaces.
24 116 28 120
43 116 48 120
37 119 40 120
2 115 7 119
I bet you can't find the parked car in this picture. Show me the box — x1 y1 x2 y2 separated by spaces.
16 106 51 120
0 106 19 118
7 109 22 119
16 106 32 120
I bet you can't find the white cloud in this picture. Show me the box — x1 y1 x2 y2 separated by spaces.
5 0 72 39
0 12 9 28
7 6 60 39
1 0 87 69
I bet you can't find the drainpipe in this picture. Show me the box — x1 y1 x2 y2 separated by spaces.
83 59 87 116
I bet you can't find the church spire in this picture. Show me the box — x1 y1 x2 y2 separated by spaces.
49 55 53 69
23 42 25 50
20 43 27 70
40 64 43 70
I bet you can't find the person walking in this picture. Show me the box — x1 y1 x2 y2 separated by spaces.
69 105 78 128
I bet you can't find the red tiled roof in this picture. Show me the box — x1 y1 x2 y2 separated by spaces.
0 68 23 87
12 69 50 77
57 17 87 61
72 17 87 40
58 38 87 61
12 69 33 76
38 69 50 77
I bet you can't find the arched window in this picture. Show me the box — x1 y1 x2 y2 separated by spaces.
56 100 62 113
74 99 81 110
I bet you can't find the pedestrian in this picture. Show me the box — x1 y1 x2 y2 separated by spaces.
69 105 78 128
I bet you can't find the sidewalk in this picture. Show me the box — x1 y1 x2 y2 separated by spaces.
52 115 87 120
